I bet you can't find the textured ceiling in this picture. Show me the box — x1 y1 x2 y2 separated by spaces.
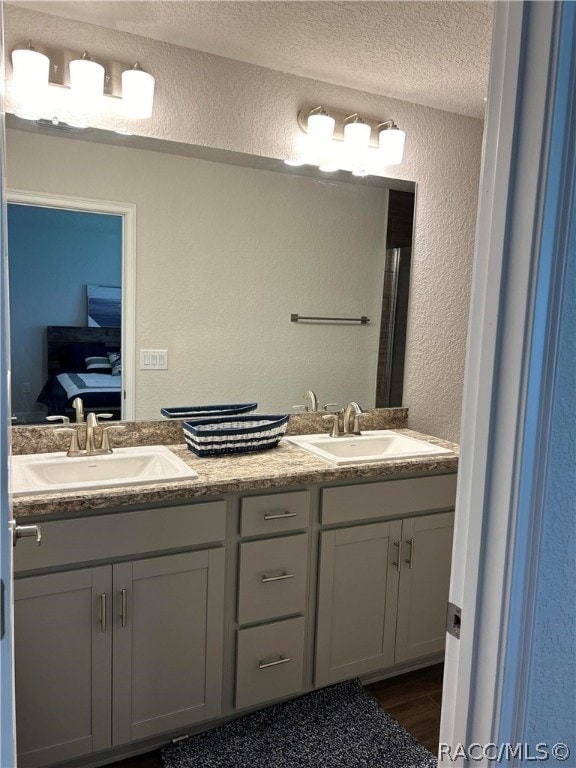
9 1 493 118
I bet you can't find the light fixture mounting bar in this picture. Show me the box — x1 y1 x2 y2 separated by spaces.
297 104 398 147
11 41 139 98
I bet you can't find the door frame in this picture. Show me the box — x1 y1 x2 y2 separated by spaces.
6 190 136 420
440 1 575 761
0 7 16 761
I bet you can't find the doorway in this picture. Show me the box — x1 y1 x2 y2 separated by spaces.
6 191 136 422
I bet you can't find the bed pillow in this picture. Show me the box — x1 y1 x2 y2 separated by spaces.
64 342 108 372
107 351 121 376
85 355 113 373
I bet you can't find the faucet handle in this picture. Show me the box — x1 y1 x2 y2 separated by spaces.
46 415 70 424
95 413 114 422
322 411 344 438
322 403 340 412
292 405 308 412
100 424 127 453
54 426 81 456
351 411 367 435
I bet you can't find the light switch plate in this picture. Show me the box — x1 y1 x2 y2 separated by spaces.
140 349 168 370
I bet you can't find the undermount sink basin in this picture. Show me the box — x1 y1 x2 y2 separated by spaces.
11 445 198 496
285 430 453 466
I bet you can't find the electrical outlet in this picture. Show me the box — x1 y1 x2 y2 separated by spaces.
139 349 168 370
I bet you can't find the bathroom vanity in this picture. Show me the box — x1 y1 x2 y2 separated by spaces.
11 417 458 768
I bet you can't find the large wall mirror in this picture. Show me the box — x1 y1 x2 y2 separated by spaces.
6 118 415 425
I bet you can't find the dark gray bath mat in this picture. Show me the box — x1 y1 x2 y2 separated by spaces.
161 678 437 768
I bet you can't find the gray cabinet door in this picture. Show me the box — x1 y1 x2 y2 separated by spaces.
112 548 225 744
395 512 455 662
315 520 402 687
14 567 112 768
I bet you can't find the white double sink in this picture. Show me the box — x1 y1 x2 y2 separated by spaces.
285 430 453 466
11 445 198 497
11 431 452 497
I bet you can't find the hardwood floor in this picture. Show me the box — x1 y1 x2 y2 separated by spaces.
107 664 443 767
366 662 444 754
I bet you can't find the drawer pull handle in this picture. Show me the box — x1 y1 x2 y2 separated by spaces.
259 655 292 670
392 540 401 572
263 511 298 520
99 593 107 633
405 538 415 569
121 589 128 628
261 571 295 583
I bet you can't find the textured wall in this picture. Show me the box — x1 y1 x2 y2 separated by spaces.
524 233 576 746
6 129 389 419
4 5 485 440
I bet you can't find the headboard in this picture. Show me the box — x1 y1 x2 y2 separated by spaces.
46 326 121 376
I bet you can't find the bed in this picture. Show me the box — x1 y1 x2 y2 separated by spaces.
36 326 122 420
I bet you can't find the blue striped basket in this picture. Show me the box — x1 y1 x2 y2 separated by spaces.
161 402 257 419
183 414 289 457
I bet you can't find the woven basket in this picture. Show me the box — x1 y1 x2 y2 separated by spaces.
183 414 289 457
161 402 257 419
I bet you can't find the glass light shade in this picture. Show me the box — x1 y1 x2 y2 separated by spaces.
69 57 105 107
343 120 371 151
11 48 50 120
307 112 335 142
378 126 406 165
122 67 155 119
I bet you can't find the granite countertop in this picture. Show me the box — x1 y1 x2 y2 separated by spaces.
12 427 459 520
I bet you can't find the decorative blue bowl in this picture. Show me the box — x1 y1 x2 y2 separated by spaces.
183 414 289 457
161 402 257 419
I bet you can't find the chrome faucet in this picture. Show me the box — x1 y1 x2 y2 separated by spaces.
322 402 364 438
55 412 126 456
343 402 363 436
85 412 99 453
303 390 319 412
72 397 85 424
84 413 127 455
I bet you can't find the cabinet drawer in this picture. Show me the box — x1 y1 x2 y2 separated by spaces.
236 617 305 709
238 534 308 625
240 491 310 536
14 501 227 572
321 475 457 525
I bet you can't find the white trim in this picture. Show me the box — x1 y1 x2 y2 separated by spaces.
440 1 570 763
0 18 17 761
6 189 136 420
439 3 525 754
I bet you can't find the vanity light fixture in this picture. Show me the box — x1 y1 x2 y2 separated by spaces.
69 51 105 108
10 41 156 128
307 106 336 143
121 63 155 119
287 104 406 177
377 120 406 166
343 114 371 151
10 42 50 120
343 114 371 176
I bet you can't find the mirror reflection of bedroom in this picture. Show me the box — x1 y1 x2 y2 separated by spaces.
7 203 123 424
